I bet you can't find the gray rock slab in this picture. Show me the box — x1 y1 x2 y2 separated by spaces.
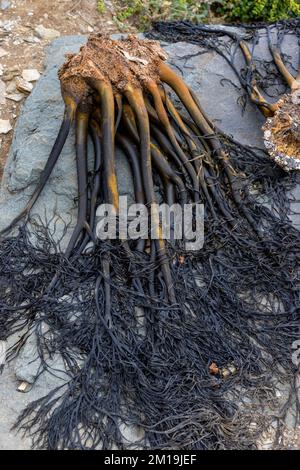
0 29 299 450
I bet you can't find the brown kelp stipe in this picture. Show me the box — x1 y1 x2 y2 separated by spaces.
0 33 299 450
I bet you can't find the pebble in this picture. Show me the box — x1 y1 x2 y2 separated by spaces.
6 92 25 102
0 78 6 104
0 119 12 134
249 422 258 430
17 381 31 393
1 20 16 32
22 69 40 82
6 80 16 93
24 36 40 44
0 47 8 58
2 72 19 82
34 25 60 41
16 77 33 94
259 439 274 450
0 0 11 11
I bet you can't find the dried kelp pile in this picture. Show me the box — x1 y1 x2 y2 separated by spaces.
0 32 299 450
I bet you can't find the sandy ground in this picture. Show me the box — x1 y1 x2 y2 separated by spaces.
0 0 136 177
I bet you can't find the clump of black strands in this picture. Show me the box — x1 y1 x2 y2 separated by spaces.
149 18 300 113
0 31 299 450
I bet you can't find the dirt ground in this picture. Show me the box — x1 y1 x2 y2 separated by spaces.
0 0 136 177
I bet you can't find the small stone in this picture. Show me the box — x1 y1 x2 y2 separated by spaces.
0 78 6 104
24 36 40 44
6 92 25 102
17 381 31 393
0 0 11 11
0 47 8 58
221 368 230 379
22 69 40 82
249 422 257 430
1 67 20 82
0 65 3 76
2 20 16 32
87 26 94 33
228 364 237 374
259 439 274 450
5 79 16 94
2 75 14 82
34 25 60 41
16 77 33 94
0 119 12 134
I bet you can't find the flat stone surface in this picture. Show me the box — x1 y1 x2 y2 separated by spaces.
0 29 299 449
